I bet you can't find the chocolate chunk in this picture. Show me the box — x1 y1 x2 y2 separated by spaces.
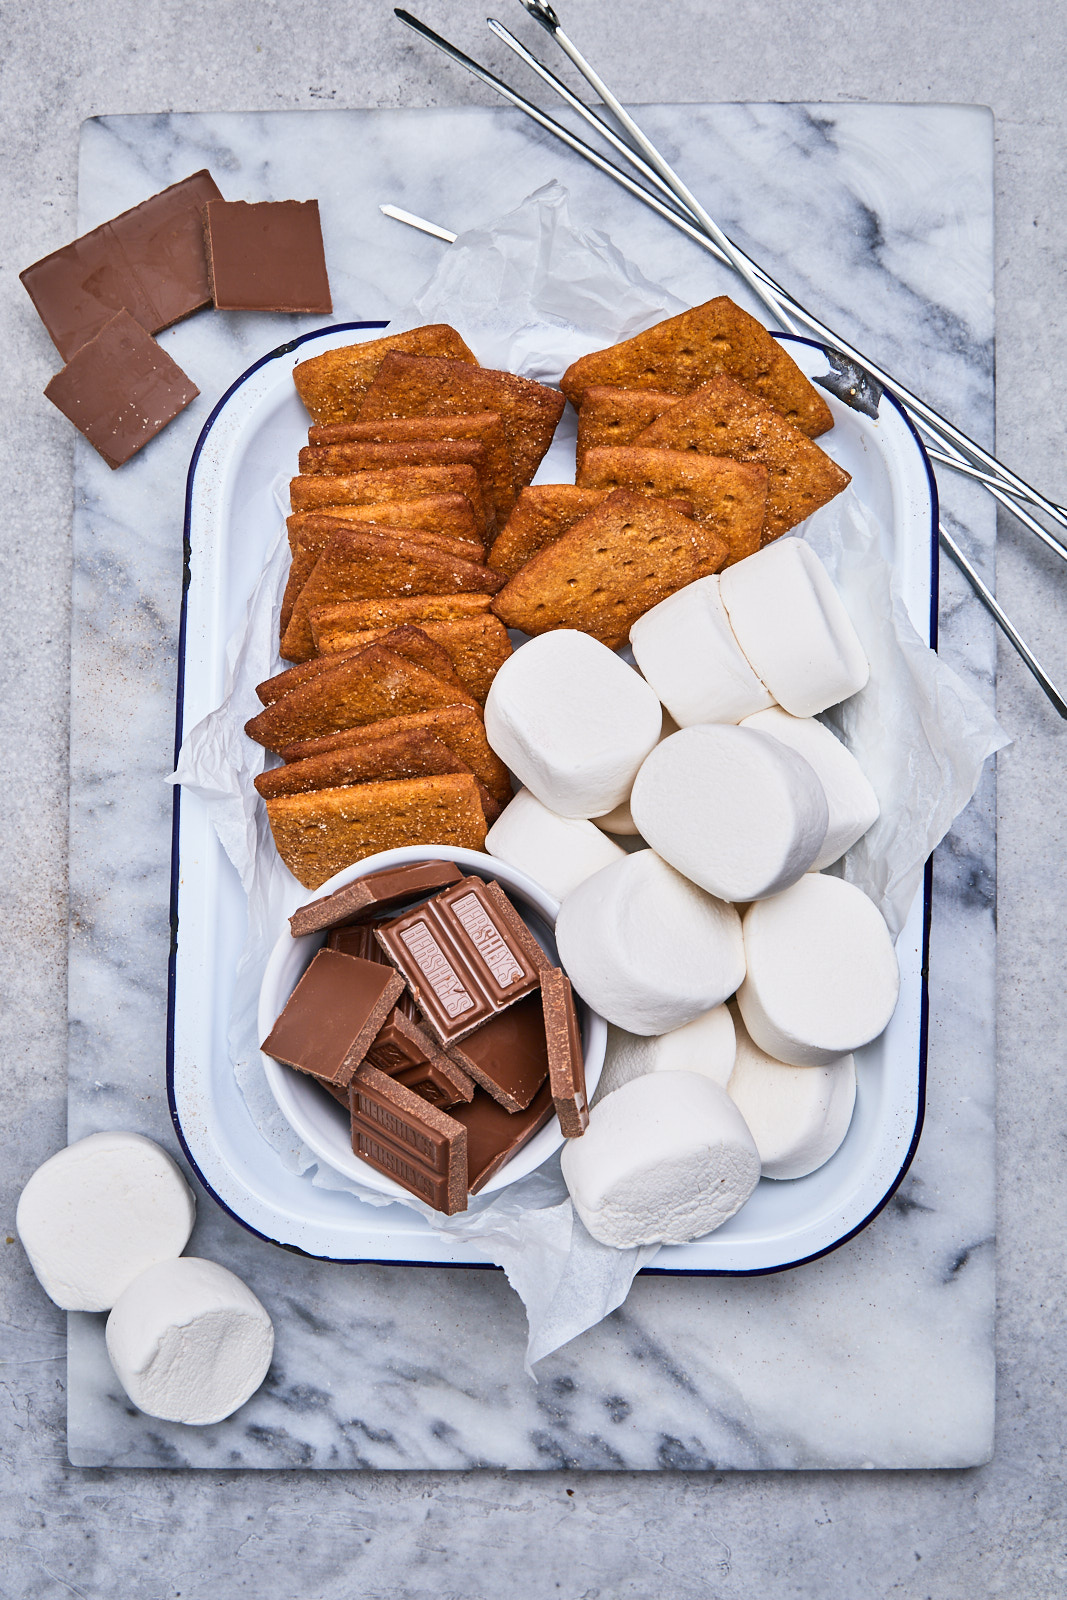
366 1007 475 1108
261 949 403 1087
289 859 464 937
541 968 588 1136
204 199 332 313
452 1082 555 1194
446 990 549 1113
349 1064 468 1213
20 169 221 360
375 877 542 1045
43 310 198 468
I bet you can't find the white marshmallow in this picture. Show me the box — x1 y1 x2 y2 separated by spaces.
555 850 745 1035
105 1258 274 1426
719 537 869 717
738 874 899 1066
561 1071 761 1247
740 707 880 870
629 574 775 725
486 788 626 902
16 1132 196 1312
594 1006 737 1104
484 630 662 817
630 725 829 902
592 711 678 837
727 1006 857 1179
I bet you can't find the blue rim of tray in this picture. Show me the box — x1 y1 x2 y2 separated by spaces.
166 323 939 1277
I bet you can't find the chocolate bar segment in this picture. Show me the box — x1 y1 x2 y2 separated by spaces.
289 859 464 937
204 199 332 314
350 1064 467 1213
375 877 542 1045
453 1082 555 1194
21 169 221 360
261 949 403 1087
541 968 588 1137
446 991 549 1114
366 1008 474 1108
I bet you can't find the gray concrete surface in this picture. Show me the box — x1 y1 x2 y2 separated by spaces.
1 2 1065 1596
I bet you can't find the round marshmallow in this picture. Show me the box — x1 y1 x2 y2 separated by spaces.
740 707 880 870
555 850 745 1035
484 630 663 817
727 1007 857 1179
561 1071 761 1247
629 574 775 725
719 537 869 717
486 787 626 902
594 1006 737 1104
105 1258 274 1426
738 874 899 1066
16 1132 196 1312
630 725 829 902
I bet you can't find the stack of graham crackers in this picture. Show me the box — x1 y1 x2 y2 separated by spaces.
246 299 852 889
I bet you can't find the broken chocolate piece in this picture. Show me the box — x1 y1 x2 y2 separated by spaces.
452 1082 556 1194
43 309 198 468
289 859 465 938
349 1063 468 1213
261 949 403 1087
204 199 332 313
20 169 222 360
366 1008 475 1108
445 991 549 1114
541 968 588 1136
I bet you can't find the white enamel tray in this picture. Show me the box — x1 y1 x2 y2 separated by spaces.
169 321 936 1272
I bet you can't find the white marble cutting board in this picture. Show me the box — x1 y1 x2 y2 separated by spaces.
65 103 996 1469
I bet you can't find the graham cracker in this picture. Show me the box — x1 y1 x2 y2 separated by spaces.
280 529 506 662
577 446 767 566
292 324 478 424
258 625 465 706
245 645 479 751
279 705 511 807
304 594 494 642
286 496 484 555
560 296 834 438
289 465 494 537
310 614 513 704
575 387 682 469
492 489 725 649
266 774 490 890
358 353 565 489
487 484 694 577
298 440 492 513
307 413 517 522
634 374 851 541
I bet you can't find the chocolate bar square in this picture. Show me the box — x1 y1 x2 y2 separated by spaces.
290 859 464 937
350 1064 467 1214
261 948 403 1087
44 310 198 468
366 1007 474 1108
541 968 588 1136
452 1082 555 1194
204 199 332 313
446 991 549 1114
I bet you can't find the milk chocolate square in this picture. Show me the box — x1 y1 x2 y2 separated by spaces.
44 310 198 468
20 169 221 360
261 949 403 1087
350 1064 468 1213
289 859 464 937
366 1008 474 1108
452 1082 555 1194
541 968 588 1136
204 199 332 313
446 991 549 1114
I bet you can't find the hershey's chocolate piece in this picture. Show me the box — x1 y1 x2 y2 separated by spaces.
20 169 222 361
261 949 403 1087
541 968 588 1137
350 1063 468 1214
204 199 332 313
446 990 548 1113
452 1081 555 1194
366 1007 475 1108
326 922 415 1018
375 876 542 1046
289 859 464 937
481 878 554 975
44 309 199 468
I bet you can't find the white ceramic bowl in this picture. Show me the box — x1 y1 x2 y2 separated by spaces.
258 845 607 1200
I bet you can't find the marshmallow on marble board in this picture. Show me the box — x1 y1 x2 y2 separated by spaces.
485 787 626 902
16 1132 196 1312
484 629 662 818
630 725 828 902
737 873 899 1067
740 706 879 870
561 1071 761 1247
555 849 745 1035
593 1006 737 1105
719 537 869 717
629 574 775 726
105 1257 274 1426
726 1004 857 1179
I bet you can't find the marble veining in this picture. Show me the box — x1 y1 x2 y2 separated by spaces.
65 103 995 1469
